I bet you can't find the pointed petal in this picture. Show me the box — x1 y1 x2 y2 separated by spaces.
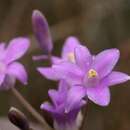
5 37 30 63
87 84 110 106
92 49 120 78
7 62 28 85
58 80 69 91
48 81 69 107
65 86 86 113
62 37 80 58
48 89 59 106
37 67 64 80
38 62 83 85
75 45 92 70
58 81 69 102
40 102 55 113
54 62 84 86
104 71 130 86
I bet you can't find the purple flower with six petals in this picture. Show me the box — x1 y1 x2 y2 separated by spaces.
0 37 30 90
38 45 130 106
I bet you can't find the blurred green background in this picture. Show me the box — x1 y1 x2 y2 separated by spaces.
0 0 130 130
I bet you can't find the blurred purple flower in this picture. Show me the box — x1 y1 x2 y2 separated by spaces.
38 45 130 106
32 10 53 60
51 36 80 64
0 37 30 90
41 80 86 130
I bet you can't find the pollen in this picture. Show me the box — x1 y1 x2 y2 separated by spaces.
67 52 75 63
88 69 98 78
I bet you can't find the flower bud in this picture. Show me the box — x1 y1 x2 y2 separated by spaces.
32 10 53 54
8 107 30 130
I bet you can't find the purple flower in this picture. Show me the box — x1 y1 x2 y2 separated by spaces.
38 45 130 106
0 37 30 90
51 36 80 64
41 80 86 130
32 10 53 60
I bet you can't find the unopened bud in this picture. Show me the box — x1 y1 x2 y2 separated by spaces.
8 107 30 130
32 10 53 54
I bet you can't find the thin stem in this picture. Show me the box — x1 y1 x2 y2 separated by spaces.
48 53 52 65
11 87 53 130
29 128 35 130
80 101 89 130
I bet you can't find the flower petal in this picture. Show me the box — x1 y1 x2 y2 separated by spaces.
75 45 92 70
7 62 28 85
38 62 84 86
5 37 30 63
37 67 64 81
104 71 130 86
0 74 15 90
87 84 110 106
51 56 62 64
48 88 67 107
41 102 55 113
48 89 59 106
65 86 86 113
0 73 5 86
57 62 84 85
47 81 69 106
0 43 6 60
92 49 120 78
62 36 80 58
58 80 69 92
54 62 84 86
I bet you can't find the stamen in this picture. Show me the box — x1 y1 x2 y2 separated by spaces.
88 69 98 78
67 53 75 63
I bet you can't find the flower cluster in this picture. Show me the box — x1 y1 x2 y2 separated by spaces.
41 80 86 130
0 9 129 130
32 10 130 130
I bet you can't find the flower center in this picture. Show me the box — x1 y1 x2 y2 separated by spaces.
67 53 75 63
83 69 99 88
88 69 98 78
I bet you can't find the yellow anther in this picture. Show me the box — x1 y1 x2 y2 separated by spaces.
88 69 98 78
67 52 75 63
